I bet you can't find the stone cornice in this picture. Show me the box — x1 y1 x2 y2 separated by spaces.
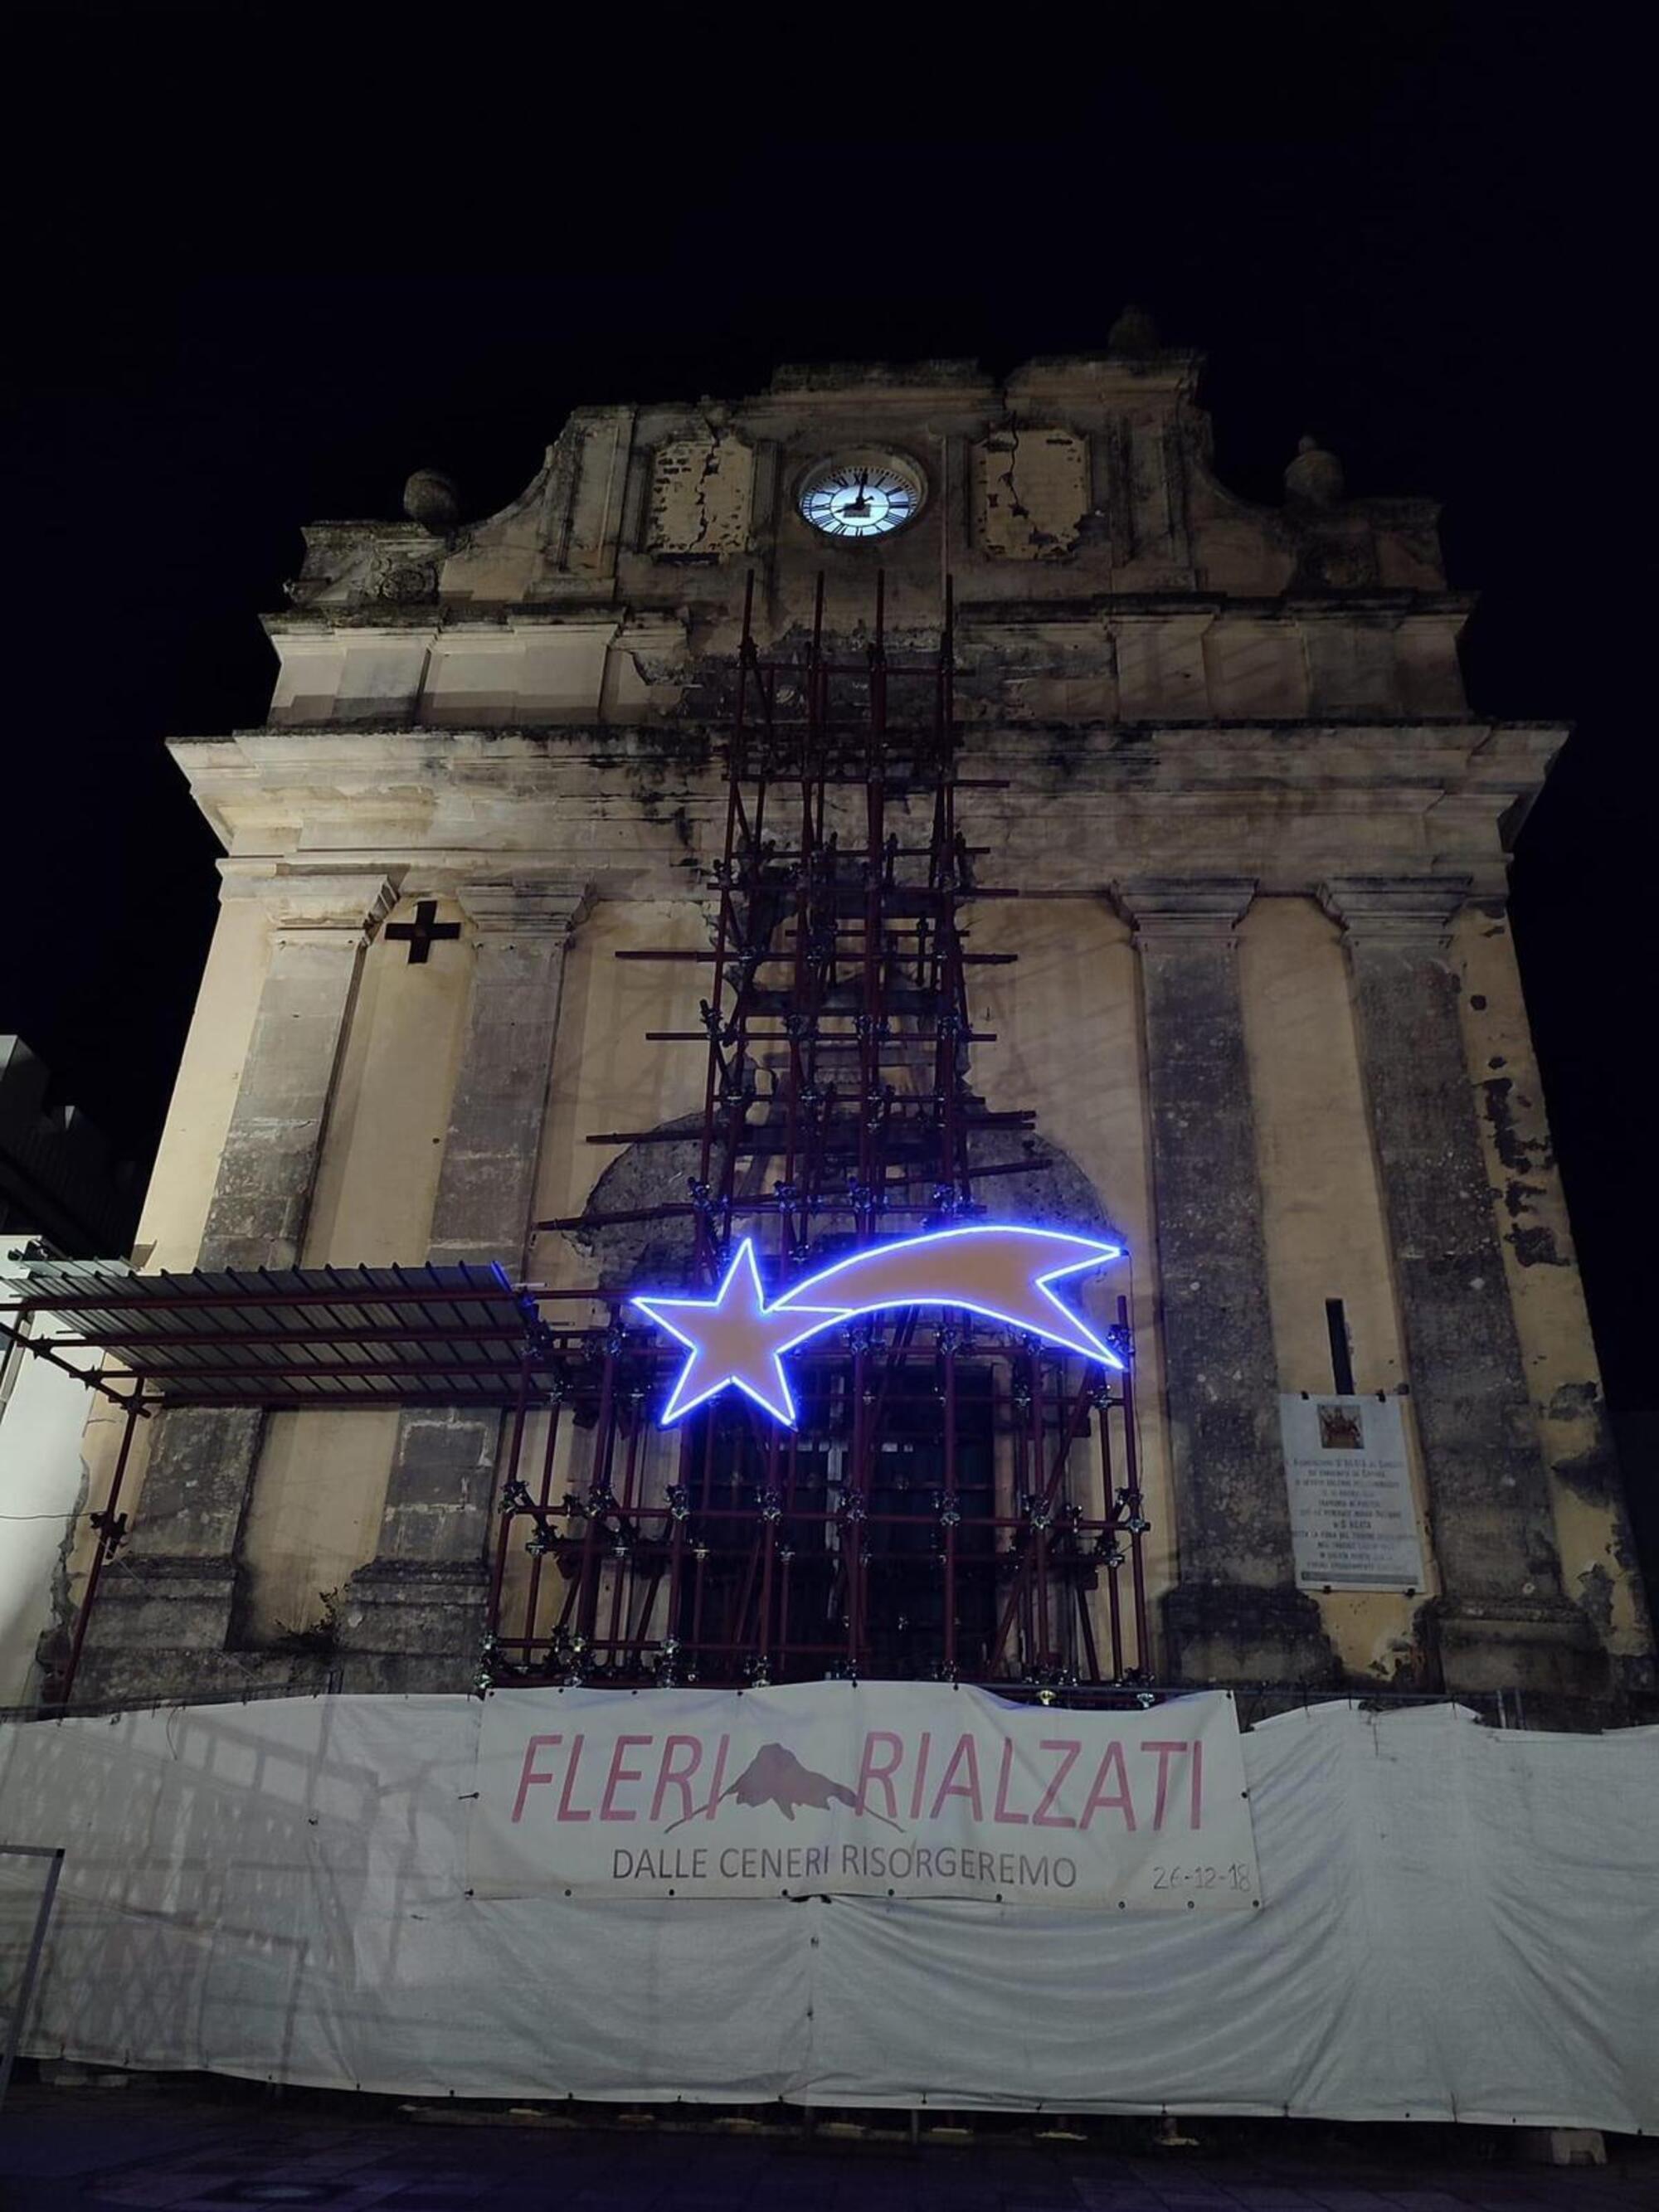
262 591 1479 638
173 722 1553 909
174 720 1566 820
1114 876 1258 948
1317 874 1475 953
962 591 1476 626
455 876 594 938
216 862 401 940
1004 352 1204 401
758 367 1003 405
182 715 1568 750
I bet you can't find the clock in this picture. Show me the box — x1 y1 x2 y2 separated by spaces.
796 450 926 540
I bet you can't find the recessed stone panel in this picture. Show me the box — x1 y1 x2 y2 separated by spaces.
646 435 754 557
1115 615 1212 719
1204 620 1306 718
974 425 1090 560
1304 621 1399 714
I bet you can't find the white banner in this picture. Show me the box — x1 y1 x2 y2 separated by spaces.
1279 1393 1426 1592
470 1683 1257 1910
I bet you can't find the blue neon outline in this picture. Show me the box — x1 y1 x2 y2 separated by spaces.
631 1223 1125 1430
632 1238 849 1428
776 1223 1124 1369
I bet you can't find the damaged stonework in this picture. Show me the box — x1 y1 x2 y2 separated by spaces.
646 435 755 557
1454 906 1655 1694
1545 1381 1623 1503
283 521 445 610
974 424 1090 559
1578 1560 1616 1636
1480 1076 1569 1267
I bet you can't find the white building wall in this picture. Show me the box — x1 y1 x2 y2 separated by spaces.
0 1248 116 1705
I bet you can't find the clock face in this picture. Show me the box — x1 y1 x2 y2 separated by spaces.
797 451 925 540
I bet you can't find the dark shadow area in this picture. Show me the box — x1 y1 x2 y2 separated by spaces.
2 2071 1657 2208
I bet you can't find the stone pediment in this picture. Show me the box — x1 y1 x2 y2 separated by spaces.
271 350 1450 648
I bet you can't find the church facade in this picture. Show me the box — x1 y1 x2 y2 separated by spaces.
54 329 1650 1716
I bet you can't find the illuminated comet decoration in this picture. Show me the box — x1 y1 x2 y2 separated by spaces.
632 1224 1125 1429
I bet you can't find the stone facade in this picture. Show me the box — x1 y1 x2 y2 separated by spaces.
60 338 1652 1716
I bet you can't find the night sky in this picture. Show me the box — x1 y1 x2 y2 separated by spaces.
4 10 1650 1467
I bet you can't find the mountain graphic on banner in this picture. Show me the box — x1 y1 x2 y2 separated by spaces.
664 1741 902 1831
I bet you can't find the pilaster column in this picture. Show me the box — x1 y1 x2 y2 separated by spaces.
197 870 401 1271
1322 877 1602 1699
343 876 591 1691
76 868 397 1703
1120 878 1335 1685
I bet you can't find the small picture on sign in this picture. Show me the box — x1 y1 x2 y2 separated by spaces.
1316 1402 1365 1451
1280 1392 1424 1592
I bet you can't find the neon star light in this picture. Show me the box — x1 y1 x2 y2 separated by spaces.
631 1237 852 1427
632 1224 1124 1429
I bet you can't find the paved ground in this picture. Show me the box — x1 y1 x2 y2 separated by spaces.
0 2082 1652 2210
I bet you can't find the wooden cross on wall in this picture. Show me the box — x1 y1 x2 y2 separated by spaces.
386 899 462 965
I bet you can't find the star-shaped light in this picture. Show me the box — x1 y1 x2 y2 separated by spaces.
633 1239 851 1427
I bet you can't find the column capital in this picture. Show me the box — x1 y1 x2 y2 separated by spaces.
218 862 401 941
1114 875 1257 948
455 875 594 939
1318 874 1472 953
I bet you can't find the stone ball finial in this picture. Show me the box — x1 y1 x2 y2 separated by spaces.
1107 304 1161 355
1284 433 1345 508
402 468 460 530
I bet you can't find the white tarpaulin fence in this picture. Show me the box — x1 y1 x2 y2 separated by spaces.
473 1685 1257 1908
0 1692 1655 2128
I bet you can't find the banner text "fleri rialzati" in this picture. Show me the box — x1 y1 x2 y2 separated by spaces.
469 1684 1259 1909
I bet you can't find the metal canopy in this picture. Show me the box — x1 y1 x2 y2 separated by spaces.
0 1261 550 1408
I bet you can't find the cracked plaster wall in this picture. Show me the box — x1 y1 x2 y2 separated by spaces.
975 425 1090 560
647 435 754 556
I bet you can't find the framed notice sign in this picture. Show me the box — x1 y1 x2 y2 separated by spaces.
1278 1393 1425 1592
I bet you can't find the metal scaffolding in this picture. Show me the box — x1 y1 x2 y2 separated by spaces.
510 576 1150 1690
